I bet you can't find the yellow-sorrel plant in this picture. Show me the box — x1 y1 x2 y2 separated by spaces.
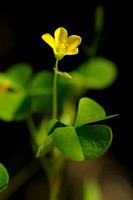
0 10 119 199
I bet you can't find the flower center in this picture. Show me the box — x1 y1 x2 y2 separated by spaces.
56 41 67 53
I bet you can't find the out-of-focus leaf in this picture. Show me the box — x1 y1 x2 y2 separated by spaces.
29 70 68 112
0 163 9 193
28 70 53 112
0 63 33 92
71 57 118 90
60 99 77 125
6 63 33 88
83 179 102 200
14 96 32 121
0 91 31 121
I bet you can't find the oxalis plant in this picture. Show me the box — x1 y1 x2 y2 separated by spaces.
0 13 119 200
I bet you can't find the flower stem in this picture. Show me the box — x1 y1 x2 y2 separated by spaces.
53 59 59 119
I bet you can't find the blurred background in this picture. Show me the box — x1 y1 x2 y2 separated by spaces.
0 1 125 200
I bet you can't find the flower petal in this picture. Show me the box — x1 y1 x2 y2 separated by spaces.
54 27 68 46
66 35 82 51
42 33 55 48
66 47 79 55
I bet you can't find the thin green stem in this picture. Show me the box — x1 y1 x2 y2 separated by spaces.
53 59 59 119
26 117 38 150
49 155 65 200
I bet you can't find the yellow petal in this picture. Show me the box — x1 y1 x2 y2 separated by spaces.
66 35 82 51
66 47 79 55
42 33 55 48
54 27 68 46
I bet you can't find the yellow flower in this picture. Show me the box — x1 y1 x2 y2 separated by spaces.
42 27 82 60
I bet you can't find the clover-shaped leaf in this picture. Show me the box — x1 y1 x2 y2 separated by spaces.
0 163 9 193
53 97 117 161
36 97 118 161
53 125 112 161
75 97 118 127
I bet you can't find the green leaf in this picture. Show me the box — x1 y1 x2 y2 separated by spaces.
46 119 68 135
0 73 7 83
6 63 33 88
53 127 84 161
0 92 31 121
35 134 54 158
29 70 68 112
71 57 118 90
75 97 118 127
0 163 9 193
29 70 53 111
14 96 32 121
36 120 68 158
76 125 112 160
53 125 112 161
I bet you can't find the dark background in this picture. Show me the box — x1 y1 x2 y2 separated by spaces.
0 0 123 185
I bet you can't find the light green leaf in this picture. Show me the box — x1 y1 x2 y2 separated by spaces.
53 127 84 161
6 63 33 88
53 125 112 161
35 134 54 158
0 92 31 121
0 74 7 83
0 163 9 193
36 120 68 158
75 97 118 127
71 57 118 90
46 119 68 135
